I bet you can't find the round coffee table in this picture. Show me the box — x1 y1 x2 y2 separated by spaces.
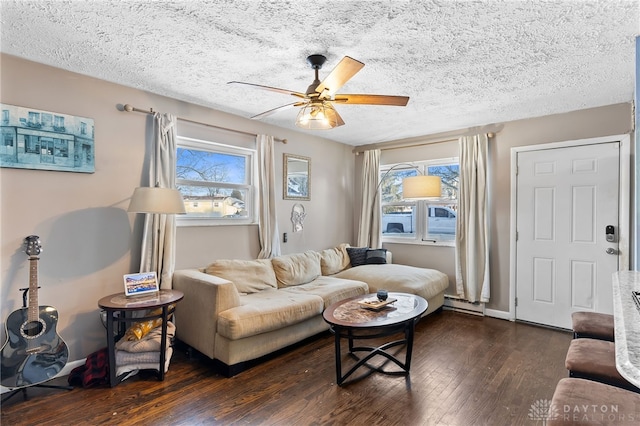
323 292 427 385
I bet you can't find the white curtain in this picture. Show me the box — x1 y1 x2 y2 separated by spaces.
455 134 490 302
139 113 178 289
357 149 381 248
257 135 281 259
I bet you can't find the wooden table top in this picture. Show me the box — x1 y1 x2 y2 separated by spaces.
323 292 427 328
98 289 184 310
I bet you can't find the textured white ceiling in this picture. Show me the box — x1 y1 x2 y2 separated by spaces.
1 1 637 146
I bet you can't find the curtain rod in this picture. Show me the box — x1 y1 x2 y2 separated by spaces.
352 125 501 154
122 104 287 143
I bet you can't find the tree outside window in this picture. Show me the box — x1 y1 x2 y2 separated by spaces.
176 138 255 224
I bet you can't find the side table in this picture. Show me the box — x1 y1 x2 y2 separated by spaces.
98 289 184 387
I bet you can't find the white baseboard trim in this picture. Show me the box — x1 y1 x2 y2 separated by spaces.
0 358 85 394
443 296 485 316
484 309 512 321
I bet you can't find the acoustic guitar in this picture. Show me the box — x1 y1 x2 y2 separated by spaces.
0 235 69 389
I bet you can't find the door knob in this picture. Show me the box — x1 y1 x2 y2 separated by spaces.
605 248 617 255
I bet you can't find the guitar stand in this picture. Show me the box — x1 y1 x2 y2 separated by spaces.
2 382 74 404
2 288 74 404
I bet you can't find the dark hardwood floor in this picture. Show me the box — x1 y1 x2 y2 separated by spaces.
1 311 572 425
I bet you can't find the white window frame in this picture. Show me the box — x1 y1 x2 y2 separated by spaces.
175 136 257 227
381 157 459 247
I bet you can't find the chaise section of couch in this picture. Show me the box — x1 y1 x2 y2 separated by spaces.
173 244 449 376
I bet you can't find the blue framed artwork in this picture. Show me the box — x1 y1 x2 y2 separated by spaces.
0 103 95 173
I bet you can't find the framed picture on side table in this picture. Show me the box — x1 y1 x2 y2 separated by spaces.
123 272 159 297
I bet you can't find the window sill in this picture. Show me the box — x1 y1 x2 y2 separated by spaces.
382 237 455 248
177 218 258 227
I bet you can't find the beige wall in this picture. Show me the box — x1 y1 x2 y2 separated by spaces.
371 102 633 313
488 103 632 313
1 53 633 368
0 54 355 362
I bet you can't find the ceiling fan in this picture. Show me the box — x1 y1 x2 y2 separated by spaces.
228 54 409 130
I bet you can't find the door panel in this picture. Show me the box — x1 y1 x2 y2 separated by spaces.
515 142 619 329
532 257 554 303
571 260 595 309
534 187 554 240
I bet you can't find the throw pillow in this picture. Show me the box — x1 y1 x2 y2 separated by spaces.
346 247 368 267
205 259 277 294
319 243 351 275
365 248 387 265
271 251 321 287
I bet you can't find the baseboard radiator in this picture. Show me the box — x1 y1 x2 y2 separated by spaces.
443 296 485 316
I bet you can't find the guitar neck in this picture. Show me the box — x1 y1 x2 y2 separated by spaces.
28 257 39 321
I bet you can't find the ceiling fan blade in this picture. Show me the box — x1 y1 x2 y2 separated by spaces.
333 94 410 106
251 102 306 120
228 81 306 99
315 56 364 98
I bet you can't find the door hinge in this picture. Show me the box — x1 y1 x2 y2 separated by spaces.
516 231 518 241
515 297 518 307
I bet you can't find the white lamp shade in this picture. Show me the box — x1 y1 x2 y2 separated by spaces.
296 102 338 130
127 187 186 214
402 175 442 199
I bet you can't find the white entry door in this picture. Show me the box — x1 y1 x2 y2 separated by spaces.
515 141 620 329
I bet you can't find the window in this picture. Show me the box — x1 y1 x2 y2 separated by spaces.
381 159 459 245
176 136 256 225
27 112 41 128
25 135 40 153
54 138 69 157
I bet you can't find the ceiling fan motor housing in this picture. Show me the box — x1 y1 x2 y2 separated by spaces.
305 54 327 95
306 54 327 70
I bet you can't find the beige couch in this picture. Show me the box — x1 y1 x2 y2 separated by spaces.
172 244 449 376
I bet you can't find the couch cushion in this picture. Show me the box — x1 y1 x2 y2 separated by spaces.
205 259 277 294
333 264 449 301
217 290 323 340
319 243 350 275
271 251 321 287
281 276 368 308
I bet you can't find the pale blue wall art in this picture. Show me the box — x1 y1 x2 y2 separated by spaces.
0 104 95 173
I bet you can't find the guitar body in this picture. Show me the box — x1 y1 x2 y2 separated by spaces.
0 306 69 389
0 235 69 389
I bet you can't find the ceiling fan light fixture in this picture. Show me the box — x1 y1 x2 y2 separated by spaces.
296 102 338 130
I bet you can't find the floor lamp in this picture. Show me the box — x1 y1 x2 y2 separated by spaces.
376 164 442 202
127 186 186 286
372 164 442 239
127 187 187 215
362 163 442 248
